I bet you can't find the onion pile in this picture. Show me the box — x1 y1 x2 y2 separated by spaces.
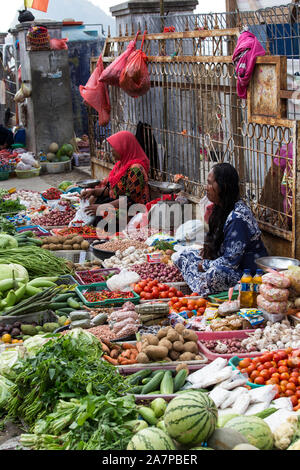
131 262 184 283
31 206 76 227
202 339 250 355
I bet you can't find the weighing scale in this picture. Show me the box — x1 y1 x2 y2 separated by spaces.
148 180 185 232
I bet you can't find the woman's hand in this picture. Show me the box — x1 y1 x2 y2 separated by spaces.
85 204 99 216
198 262 204 272
81 188 95 200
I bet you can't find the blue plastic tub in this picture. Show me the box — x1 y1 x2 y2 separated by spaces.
229 356 264 389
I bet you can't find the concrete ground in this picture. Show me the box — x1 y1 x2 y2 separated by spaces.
0 166 92 192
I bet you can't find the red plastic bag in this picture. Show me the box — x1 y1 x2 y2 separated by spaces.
119 32 150 98
99 31 140 86
79 55 111 126
50 38 68 50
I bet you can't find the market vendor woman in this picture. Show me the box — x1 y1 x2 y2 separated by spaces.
82 131 150 222
174 163 268 297
0 125 14 150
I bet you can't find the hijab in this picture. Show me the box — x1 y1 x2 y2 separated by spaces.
107 131 150 188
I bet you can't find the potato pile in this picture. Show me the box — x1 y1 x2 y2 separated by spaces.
41 235 90 251
137 324 202 363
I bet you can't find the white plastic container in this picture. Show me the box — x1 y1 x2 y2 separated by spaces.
46 160 72 174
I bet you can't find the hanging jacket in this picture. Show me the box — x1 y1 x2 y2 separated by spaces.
232 31 266 99
135 121 159 171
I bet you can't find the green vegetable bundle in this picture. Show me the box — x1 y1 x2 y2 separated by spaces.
20 394 137 450
0 246 72 279
5 330 131 427
0 217 16 236
0 199 26 216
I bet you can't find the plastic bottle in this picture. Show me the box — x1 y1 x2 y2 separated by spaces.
239 269 253 308
252 269 263 308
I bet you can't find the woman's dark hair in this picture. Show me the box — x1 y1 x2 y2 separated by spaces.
204 163 240 260
0 125 14 148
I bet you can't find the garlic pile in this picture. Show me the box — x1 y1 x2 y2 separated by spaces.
6 190 44 210
102 246 148 269
241 320 300 352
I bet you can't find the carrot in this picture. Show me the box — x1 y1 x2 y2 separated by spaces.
119 358 137 365
110 349 120 359
121 350 132 359
100 343 111 354
103 355 118 365
122 343 137 350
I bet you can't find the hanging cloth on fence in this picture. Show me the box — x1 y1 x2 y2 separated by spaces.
232 31 266 99
99 31 140 87
79 55 111 127
135 121 159 171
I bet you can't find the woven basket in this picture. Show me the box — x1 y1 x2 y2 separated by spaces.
27 26 50 51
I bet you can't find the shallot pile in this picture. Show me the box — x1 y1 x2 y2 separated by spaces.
202 338 251 354
131 262 184 283
31 205 76 227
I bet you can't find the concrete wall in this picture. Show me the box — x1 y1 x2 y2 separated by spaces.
29 50 74 154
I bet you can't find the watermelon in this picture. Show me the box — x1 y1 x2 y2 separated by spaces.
225 416 274 450
127 427 176 451
190 447 213 450
164 391 218 447
217 414 239 428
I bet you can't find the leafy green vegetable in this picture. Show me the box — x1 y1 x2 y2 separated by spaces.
0 263 28 282
0 199 26 216
21 394 137 450
6 331 131 426
0 375 14 409
0 217 16 236
153 240 175 252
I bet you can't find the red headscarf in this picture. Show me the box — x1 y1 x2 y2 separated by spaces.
107 131 150 188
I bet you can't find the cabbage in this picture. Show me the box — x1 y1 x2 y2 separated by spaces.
0 263 29 282
23 334 49 357
65 328 102 357
0 234 18 249
0 347 25 380
0 375 14 408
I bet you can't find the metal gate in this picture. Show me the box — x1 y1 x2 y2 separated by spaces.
89 21 298 257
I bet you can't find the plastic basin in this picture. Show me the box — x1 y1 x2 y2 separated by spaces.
229 356 264 389
197 330 264 360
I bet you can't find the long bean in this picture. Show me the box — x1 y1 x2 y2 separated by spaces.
0 247 72 279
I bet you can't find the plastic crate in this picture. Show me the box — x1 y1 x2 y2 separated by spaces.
197 330 264 360
52 250 95 264
55 275 78 286
51 227 99 239
208 291 239 303
0 170 10 181
0 310 57 327
229 356 263 389
16 225 51 237
75 268 120 285
76 282 140 307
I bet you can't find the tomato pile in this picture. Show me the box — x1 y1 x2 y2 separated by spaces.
134 279 184 301
237 348 300 410
42 187 62 200
168 295 207 317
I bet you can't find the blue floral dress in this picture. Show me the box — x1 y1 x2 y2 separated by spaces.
174 201 268 296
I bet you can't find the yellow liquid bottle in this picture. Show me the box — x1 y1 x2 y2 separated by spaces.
252 269 263 308
240 269 253 308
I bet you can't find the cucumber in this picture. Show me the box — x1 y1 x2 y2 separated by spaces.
53 293 75 303
126 369 152 386
129 386 143 394
67 297 81 309
254 407 277 419
150 398 167 418
147 390 161 395
173 369 188 392
150 369 169 378
160 370 174 395
141 371 165 394
56 307 74 314
142 377 153 385
138 406 157 425
48 302 70 310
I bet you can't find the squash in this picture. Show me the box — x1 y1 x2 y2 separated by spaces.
47 152 56 162
48 142 59 153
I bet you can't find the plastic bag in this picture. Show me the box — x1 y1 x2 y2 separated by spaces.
79 54 111 126
16 162 32 171
249 384 277 404
119 31 150 98
21 152 39 168
99 32 139 86
283 266 300 294
175 219 205 244
106 269 140 292
69 199 95 227
50 38 68 50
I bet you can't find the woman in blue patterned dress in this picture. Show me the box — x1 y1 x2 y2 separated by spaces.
174 163 268 296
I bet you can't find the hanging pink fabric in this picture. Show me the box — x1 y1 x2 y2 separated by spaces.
99 31 140 86
232 31 266 99
79 54 111 126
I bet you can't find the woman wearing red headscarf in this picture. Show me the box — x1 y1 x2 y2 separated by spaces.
82 131 150 218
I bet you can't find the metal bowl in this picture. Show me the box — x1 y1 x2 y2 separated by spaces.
76 179 100 189
255 256 300 272
148 180 183 194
